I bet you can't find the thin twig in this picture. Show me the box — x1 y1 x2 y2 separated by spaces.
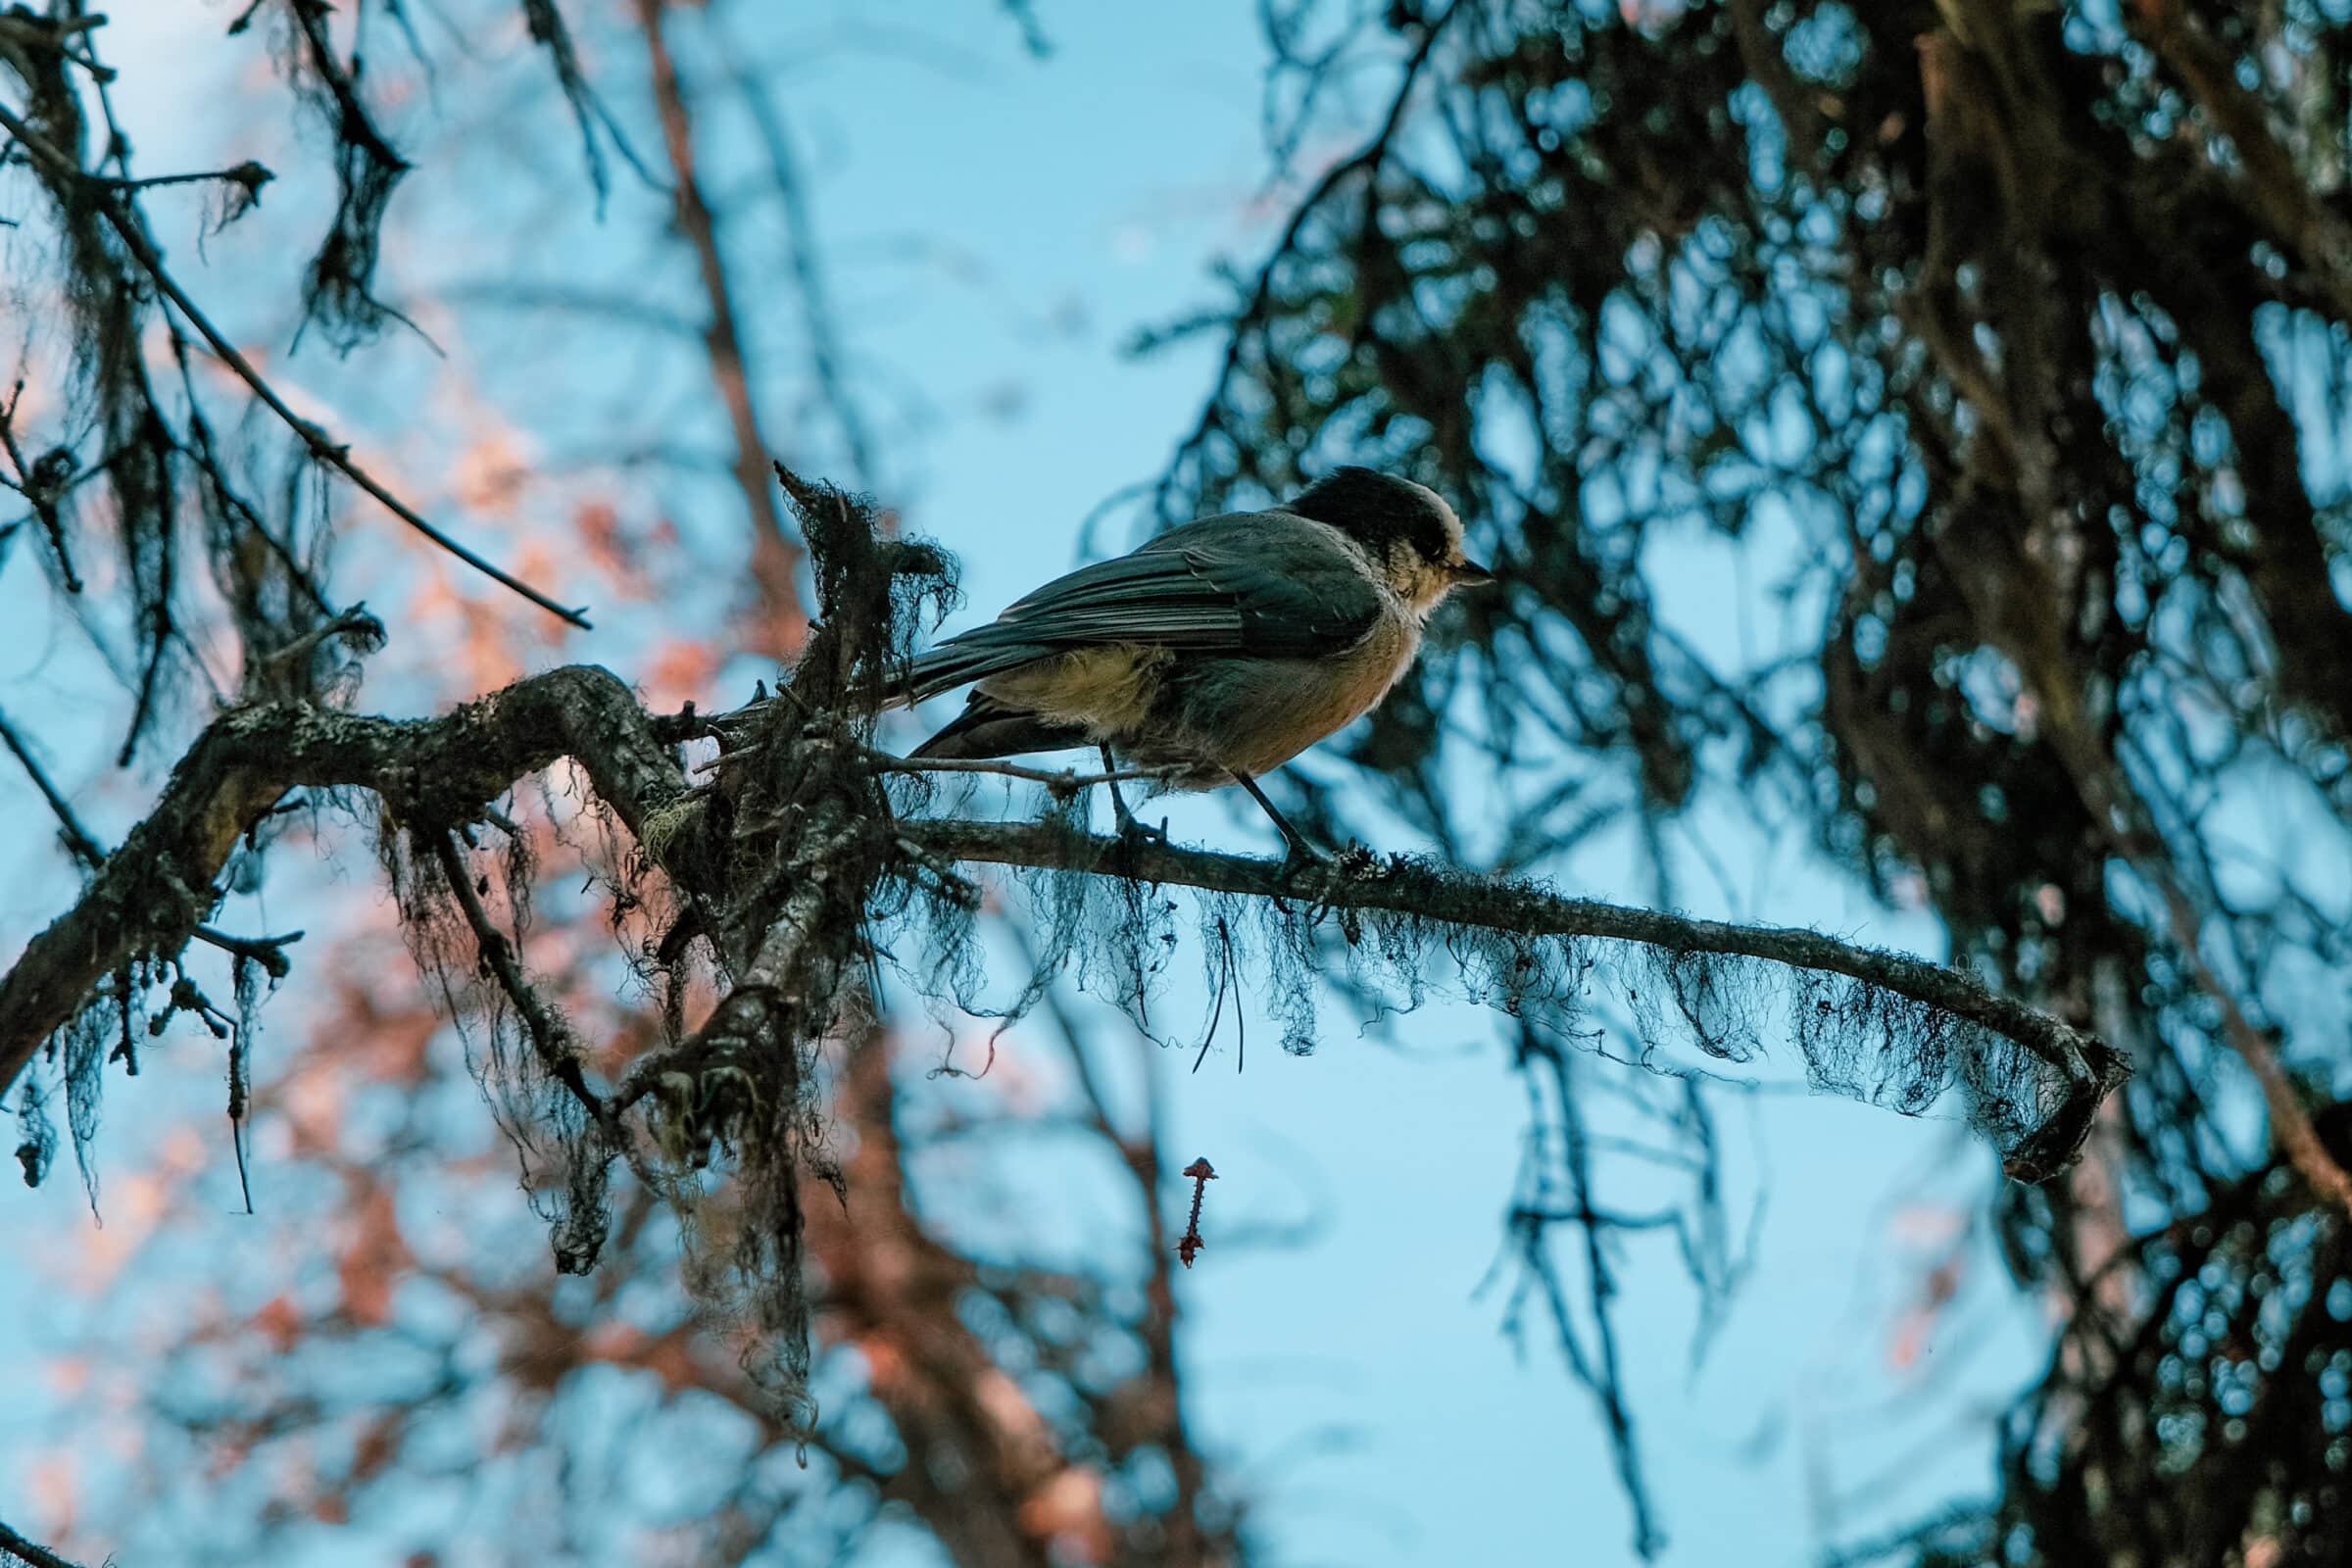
249 603 386 690
92 158 272 195
192 925 303 980
0 704 104 868
721 31 880 487
0 100 591 629
1177 1155 1216 1268
0 1516 92 1568
0 378 81 592
430 831 614 1129
165 331 337 619
1511 1024 1665 1555
867 753 1180 793
630 0 803 647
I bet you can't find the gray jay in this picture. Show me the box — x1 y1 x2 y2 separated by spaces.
890 468 1493 864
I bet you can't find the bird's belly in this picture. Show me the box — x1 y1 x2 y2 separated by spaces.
976 644 1173 733
1145 616 1419 784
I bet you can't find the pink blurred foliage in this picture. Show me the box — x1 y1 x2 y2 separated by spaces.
1884 1203 1976 1375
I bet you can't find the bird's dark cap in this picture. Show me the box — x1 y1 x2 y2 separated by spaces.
1290 466 1460 566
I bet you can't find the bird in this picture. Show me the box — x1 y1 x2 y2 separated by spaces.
889 467 1494 866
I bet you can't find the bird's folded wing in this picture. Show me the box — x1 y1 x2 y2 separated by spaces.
900 512 1385 702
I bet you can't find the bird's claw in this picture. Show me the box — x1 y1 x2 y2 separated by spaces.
1115 811 1170 852
1274 838 1381 908
1276 836 1339 889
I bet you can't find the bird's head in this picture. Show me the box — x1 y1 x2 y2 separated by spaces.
1290 466 1494 613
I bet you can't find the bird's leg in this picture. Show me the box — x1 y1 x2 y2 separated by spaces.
1102 744 1165 848
1230 770 1333 876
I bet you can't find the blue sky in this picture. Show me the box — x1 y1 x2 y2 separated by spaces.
0 3 2056 1562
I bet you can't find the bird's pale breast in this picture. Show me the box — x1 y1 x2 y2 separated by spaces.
1141 605 1422 783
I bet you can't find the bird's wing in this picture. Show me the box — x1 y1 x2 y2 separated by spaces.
900 511 1385 701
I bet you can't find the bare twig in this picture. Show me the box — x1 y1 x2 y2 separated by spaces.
425 279 703 339
695 738 1174 798
93 157 272 196
0 378 81 593
1499 1025 1664 1556
630 0 804 647
0 100 591 629
0 704 104 869
164 331 337 620
1177 1154 1216 1268
722 36 880 487
429 831 615 1130
997 910 1215 1556
248 603 386 691
519 0 665 200
866 752 1180 795
191 925 303 980
0 1515 92 1568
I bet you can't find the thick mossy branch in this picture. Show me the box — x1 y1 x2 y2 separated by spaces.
0 646 2129 1186
901 820 2111 1074
605 469 954 1415
901 819 2132 1180
0 665 682 1099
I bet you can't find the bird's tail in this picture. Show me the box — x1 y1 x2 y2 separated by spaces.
908 696 1090 761
883 638 1051 710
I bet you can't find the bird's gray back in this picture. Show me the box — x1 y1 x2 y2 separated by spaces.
902 509 1387 702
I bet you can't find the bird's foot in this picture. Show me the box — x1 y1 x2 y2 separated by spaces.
1114 809 1170 853
1275 838 1382 906
1104 783 1168 851
1275 834 1339 889
1100 751 1169 857
1102 794 1170 880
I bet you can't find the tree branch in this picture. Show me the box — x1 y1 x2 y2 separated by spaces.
0 1517 90 1568
630 0 806 650
0 98 591 630
0 665 681 1097
0 665 2127 1184
0 703 105 869
900 818 2131 1180
428 830 613 1130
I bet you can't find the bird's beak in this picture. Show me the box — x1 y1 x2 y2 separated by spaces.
1448 560 1497 587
